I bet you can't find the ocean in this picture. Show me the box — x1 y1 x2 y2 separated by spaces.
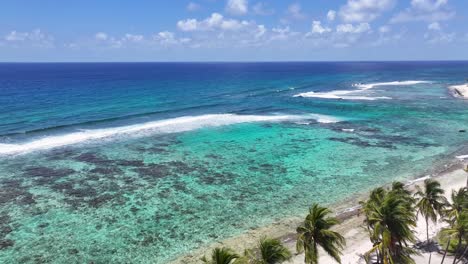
0 62 467 263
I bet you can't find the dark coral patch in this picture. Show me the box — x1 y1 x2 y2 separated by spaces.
199 172 237 185
51 182 74 192
90 167 123 175
87 194 114 208
328 137 395 149
45 148 75 161
205 154 222 159
0 178 23 188
23 167 75 179
134 163 170 179
165 161 195 175
74 153 111 165
23 166 75 187
115 160 145 167
65 186 98 199
0 239 14 250
0 213 13 241
0 188 35 205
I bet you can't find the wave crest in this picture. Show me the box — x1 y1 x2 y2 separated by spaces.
0 113 340 155
294 80 430 100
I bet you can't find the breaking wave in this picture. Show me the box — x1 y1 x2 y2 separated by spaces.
0 113 340 155
294 80 430 100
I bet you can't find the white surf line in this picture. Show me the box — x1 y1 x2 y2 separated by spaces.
448 83 468 98
0 113 341 155
354 80 431 90
456 154 468 160
294 80 430 100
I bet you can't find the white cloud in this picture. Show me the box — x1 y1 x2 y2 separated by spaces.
310 21 331 34
95 32 108 41
412 0 448 12
391 10 454 23
371 28 406 46
339 0 395 22
187 2 201 12
177 19 198 31
286 3 306 20
252 2 274 15
270 26 298 41
255 25 266 38
379 25 391 33
123 34 144 42
390 0 454 23
336 23 371 34
226 0 248 16
177 13 253 32
5 31 27 41
327 10 336 21
424 21 455 44
4 29 54 47
85 31 190 49
153 31 190 45
425 31 455 43
428 22 441 31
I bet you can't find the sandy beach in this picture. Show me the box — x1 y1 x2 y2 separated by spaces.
172 162 467 264
449 83 468 98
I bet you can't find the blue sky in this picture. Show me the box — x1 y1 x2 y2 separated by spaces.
0 0 467 61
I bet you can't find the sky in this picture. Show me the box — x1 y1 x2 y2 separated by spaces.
0 0 467 62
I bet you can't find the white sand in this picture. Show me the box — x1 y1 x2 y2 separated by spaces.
172 168 467 264
291 169 467 264
449 84 468 98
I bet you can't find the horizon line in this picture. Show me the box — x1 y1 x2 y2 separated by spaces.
1 59 468 64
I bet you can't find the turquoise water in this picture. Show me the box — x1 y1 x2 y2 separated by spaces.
0 62 468 263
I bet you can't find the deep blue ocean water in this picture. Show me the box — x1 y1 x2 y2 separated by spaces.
0 62 467 263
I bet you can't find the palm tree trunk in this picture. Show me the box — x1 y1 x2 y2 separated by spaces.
454 244 468 264
451 235 462 264
441 238 450 264
426 216 430 242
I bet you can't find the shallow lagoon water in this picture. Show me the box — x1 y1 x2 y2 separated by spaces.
0 62 468 263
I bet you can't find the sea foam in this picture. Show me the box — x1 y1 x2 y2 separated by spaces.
294 80 430 100
353 80 431 90
0 113 339 155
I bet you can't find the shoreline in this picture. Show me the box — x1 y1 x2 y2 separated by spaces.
171 158 467 264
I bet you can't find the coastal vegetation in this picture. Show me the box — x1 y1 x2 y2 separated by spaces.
361 184 418 264
201 178 467 264
296 203 345 264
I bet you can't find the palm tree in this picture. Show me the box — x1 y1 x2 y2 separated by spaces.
440 210 468 264
296 203 346 264
360 187 388 249
444 187 468 224
364 190 418 264
246 237 292 264
415 179 447 243
201 247 240 264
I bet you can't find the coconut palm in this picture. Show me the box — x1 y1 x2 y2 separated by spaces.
248 237 292 264
364 190 418 264
360 187 388 246
392 181 412 197
415 179 447 243
392 181 417 221
296 203 346 264
201 247 240 264
440 209 468 264
444 187 468 224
